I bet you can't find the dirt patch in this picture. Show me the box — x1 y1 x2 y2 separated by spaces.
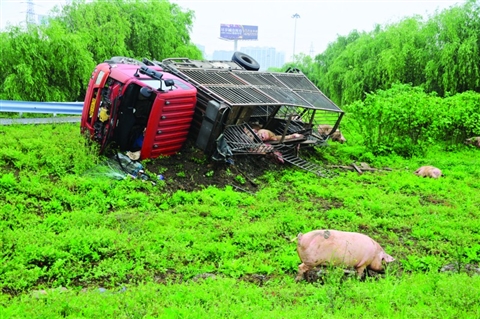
143 141 285 193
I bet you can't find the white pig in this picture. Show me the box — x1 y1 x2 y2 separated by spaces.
295 229 395 281
317 124 346 143
414 165 442 179
465 136 480 148
255 128 303 142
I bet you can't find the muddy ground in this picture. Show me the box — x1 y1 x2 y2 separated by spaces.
143 140 301 194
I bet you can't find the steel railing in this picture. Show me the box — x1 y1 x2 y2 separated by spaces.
0 100 84 125
0 100 84 115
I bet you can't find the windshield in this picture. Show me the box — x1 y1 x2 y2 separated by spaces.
137 79 177 91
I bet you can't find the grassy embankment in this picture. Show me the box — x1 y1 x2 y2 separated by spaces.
0 123 479 318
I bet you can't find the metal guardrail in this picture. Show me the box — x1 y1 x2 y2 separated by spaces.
0 100 84 125
0 100 84 115
0 116 81 125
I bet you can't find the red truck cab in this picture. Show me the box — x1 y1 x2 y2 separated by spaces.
81 57 197 159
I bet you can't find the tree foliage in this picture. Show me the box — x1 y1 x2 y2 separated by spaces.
301 0 480 157
423 0 480 96
345 83 480 157
307 0 480 106
55 0 202 62
0 0 202 101
0 22 93 101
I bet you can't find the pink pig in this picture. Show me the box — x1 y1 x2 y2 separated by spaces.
295 229 395 281
414 165 442 179
465 136 480 148
318 125 346 143
255 128 303 142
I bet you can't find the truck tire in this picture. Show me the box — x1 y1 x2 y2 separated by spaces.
231 52 260 71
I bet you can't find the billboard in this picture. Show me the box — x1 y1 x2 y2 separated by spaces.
220 24 258 40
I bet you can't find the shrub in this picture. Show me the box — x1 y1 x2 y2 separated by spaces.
346 83 480 157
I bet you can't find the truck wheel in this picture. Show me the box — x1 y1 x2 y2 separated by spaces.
231 52 260 71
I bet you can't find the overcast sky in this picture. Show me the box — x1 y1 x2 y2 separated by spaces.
1 0 464 60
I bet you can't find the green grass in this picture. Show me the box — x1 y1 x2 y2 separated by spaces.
0 123 479 318
2 274 480 318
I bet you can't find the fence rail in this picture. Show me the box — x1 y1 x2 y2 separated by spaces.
0 100 84 115
0 100 84 125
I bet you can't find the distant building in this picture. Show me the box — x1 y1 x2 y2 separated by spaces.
211 46 285 70
212 50 235 61
239 47 285 70
195 44 207 59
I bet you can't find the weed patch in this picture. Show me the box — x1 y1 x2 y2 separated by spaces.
0 123 479 317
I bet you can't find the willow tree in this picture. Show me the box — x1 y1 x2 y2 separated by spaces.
54 0 202 62
52 0 132 63
0 0 202 101
374 17 428 89
0 22 93 101
310 0 480 106
313 16 430 106
423 0 480 95
123 0 202 59
314 30 363 105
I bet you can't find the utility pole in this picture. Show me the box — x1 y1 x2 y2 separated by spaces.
26 0 35 24
292 13 300 61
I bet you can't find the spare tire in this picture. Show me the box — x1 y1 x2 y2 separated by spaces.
232 52 260 71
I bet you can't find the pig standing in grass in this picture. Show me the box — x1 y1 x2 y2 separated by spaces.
465 136 480 148
414 165 442 179
295 230 395 281
317 125 346 143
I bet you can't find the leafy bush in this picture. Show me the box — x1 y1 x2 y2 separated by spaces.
432 91 480 146
346 83 439 157
345 84 480 157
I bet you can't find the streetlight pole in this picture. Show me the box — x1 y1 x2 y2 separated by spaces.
292 13 300 62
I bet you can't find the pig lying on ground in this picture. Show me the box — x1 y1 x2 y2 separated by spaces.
465 136 480 148
295 229 395 281
414 165 442 179
254 128 304 142
317 124 346 143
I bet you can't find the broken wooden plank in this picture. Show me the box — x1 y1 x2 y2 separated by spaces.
351 163 363 174
327 164 392 172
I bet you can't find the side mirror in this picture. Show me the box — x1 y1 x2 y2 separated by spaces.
140 87 152 98
164 79 175 90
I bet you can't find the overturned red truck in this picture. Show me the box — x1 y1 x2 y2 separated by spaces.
81 53 344 175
